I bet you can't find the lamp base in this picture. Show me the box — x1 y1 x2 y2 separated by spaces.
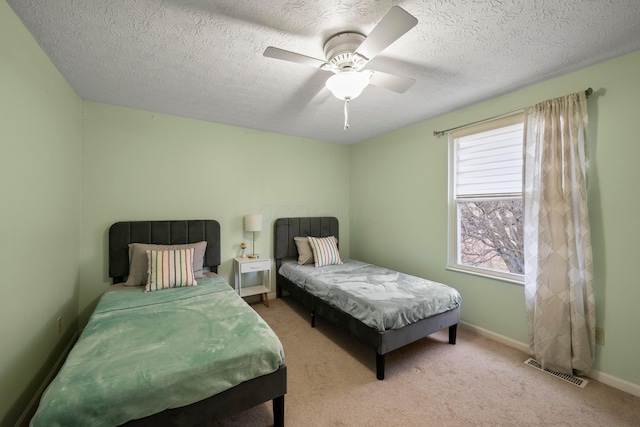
248 254 260 259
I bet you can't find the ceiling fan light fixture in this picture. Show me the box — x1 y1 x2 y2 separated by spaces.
325 71 371 100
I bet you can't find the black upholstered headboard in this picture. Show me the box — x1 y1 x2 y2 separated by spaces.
109 220 221 283
274 217 339 268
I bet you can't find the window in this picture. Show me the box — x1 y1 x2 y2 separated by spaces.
448 114 525 284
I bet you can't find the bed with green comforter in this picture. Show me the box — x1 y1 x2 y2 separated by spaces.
31 276 285 427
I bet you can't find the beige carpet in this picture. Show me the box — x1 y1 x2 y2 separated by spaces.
214 297 640 427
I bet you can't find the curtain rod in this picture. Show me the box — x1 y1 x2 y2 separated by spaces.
433 87 593 137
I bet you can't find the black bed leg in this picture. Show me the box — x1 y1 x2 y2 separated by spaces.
376 353 385 380
273 395 284 427
276 285 282 298
449 324 458 344
310 311 316 328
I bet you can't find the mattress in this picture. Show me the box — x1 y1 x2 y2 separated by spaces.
279 259 461 331
31 276 285 427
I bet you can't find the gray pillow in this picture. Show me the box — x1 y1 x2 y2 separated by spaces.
294 236 314 265
124 241 207 286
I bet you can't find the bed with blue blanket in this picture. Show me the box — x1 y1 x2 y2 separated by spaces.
31 220 286 427
274 217 461 380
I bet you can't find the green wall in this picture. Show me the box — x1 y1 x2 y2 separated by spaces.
350 50 640 390
0 2 83 425
78 102 351 324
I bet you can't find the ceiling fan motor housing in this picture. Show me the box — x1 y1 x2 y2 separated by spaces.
323 32 367 72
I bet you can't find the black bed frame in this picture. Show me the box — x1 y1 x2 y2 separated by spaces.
109 220 286 427
274 217 459 380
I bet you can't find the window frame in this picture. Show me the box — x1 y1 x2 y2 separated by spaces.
447 114 525 285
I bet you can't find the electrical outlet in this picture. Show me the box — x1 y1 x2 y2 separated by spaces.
57 316 63 335
595 327 604 345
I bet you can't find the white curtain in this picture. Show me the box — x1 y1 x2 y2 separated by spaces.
523 91 595 374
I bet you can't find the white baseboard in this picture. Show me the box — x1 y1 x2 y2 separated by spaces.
459 321 531 355
15 330 80 427
459 321 640 398
587 369 640 398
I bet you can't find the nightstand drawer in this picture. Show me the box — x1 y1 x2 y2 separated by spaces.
239 259 270 273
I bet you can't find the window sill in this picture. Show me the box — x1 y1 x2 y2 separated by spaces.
446 264 524 286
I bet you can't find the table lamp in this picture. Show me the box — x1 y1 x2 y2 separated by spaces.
244 214 262 258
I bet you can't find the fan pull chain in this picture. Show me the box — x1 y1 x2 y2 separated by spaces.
344 98 351 130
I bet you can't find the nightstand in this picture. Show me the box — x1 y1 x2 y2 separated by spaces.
233 257 271 307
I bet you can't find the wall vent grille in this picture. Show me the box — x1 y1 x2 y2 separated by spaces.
524 358 588 388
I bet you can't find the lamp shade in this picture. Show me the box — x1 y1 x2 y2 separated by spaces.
244 214 262 232
325 71 371 100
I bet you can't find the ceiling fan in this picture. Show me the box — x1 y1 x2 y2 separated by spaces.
263 6 418 129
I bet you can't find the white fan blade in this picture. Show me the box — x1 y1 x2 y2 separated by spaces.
264 46 327 69
309 87 332 105
369 70 415 93
354 6 418 62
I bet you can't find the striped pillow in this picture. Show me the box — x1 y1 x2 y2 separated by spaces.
145 248 197 292
307 236 342 267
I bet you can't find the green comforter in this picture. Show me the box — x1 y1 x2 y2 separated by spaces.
31 277 284 427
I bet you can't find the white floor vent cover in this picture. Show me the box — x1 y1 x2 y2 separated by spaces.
524 358 588 388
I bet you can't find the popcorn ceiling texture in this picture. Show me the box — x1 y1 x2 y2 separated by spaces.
8 0 640 144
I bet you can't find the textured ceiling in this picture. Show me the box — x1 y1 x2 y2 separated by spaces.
8 0 640 144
